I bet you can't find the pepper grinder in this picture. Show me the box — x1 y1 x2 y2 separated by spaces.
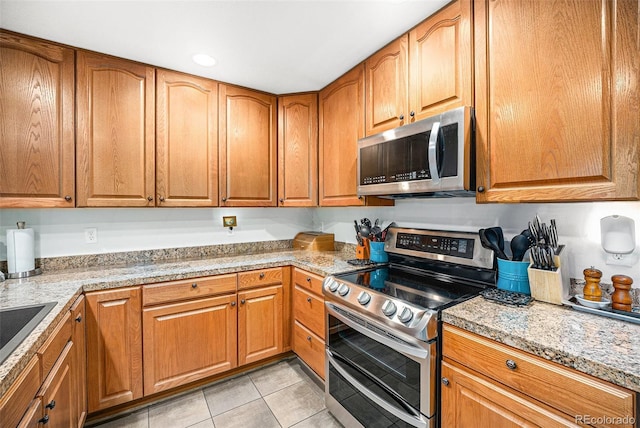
611 275 633 311
583 267 603 301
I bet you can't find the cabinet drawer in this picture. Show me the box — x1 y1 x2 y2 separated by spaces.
293 286 325 339
38 311 71 380
443 325 635 424
143 274 237 306
0 355 41 428
238 267 283 290
18 397 43 428
293 321 325 379
293 268 324 297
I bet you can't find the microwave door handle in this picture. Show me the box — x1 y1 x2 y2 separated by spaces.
427 121 441 184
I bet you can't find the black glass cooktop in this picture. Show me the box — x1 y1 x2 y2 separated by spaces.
334 266 488 311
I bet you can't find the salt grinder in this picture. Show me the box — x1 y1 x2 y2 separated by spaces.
611 275 633 312
582 267 602 301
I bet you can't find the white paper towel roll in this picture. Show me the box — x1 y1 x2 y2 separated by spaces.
7 227 35 274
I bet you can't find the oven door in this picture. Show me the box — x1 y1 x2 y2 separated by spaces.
325 302 436 428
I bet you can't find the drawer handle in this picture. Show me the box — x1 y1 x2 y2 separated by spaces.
441 377 450 386
75 315 82 323
46 400 56 410
306 277 311 282
39 415 49 425
307 336 312 341
192 283 198 288
241 299 246 304
505 359 517 370
259 273 265 279
307 297 312 303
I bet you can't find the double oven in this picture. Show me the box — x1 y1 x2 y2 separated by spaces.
323 227 495 427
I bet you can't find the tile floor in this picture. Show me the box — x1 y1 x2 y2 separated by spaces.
89 359 343 428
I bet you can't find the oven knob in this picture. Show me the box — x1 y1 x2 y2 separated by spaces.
357 291 371 306
381 300 397 317
337 284 350 296
328 279 339 292
398 307 414 324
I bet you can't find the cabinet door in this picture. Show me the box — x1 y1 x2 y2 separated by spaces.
0 31 75 208
409 0 472 121
219 85 277 206
76 51 155 207
238 285 283 365
86 287 142 412
365 35 409 135
277 93 318 206
70 296 86 428
156 69 218 207
39 342 75 428
142 295 237 395
441 361 579 428
474 0 640 202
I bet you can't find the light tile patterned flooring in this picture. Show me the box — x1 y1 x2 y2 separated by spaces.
89 359 343 428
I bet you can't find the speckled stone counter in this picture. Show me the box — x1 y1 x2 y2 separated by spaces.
442 297 640 392
0 248 359 398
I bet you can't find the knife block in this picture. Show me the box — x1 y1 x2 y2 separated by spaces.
527 252 568 305
356 238 370 260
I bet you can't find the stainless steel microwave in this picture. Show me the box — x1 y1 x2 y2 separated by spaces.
357 106 475 198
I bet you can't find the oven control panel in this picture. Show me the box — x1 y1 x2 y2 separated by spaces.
395 232 474 259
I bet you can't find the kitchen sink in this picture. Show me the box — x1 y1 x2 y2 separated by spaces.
0 302 57 364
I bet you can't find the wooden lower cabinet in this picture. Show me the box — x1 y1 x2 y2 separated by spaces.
292 321 325 378
238 285 283 365
70 296 86 428
143 294 237 395
39 342 76 428
17 398 43 428
86 287 143 412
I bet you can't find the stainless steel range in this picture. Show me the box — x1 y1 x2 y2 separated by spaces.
323 227 495 428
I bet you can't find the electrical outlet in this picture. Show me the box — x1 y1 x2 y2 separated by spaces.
85 227 98 244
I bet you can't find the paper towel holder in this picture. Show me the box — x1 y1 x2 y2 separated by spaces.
6 221 42 279
601 215 638 266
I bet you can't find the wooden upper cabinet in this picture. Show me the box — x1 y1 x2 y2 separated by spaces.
156 69 218 207
277 93 318 206
76 51 155 207
0 31 75 208
409 0 472 121
475 0 640 202
219 84 277 206
365 35 409 135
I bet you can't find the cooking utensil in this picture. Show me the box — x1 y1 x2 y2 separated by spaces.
510 234 530 262
479 228 508 260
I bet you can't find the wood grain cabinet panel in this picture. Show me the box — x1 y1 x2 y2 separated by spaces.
238 285 283 365
0 31 75 208
39 342 75 428
86 287 142 412
76 51 155 207
474 0 640 202
70 296 86 428
409 0 472 121
292 321 325 379
219 84 277 206
143 295 237 395
365 35 409 135
156 69 218 207
0 355 41 428
277 93 318 206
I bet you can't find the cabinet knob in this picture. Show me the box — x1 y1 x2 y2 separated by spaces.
307 336 312 341
259 272 265 279
399 114 405 120
477 186 485 193
192 283 198 288
241 299 246 304
159 196 165 202
279 198 284 203
231 301 236 307
75 315 82 323
505 359 517 370
410 111 415 117
222 197 227 202
39 415 49 425
147 196 153 202
441 377 450 386
64 195 72 202
46 400 56 410
307 297 312 303
358 195 364 200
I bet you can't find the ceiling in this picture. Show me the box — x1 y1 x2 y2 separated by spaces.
0 0 449 94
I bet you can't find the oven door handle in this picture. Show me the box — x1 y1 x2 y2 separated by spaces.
327 349 429 428
326 302 429 360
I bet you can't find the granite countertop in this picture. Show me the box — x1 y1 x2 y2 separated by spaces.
442 297 640 393
0 249 359 398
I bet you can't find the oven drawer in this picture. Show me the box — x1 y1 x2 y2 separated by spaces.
293 321 325 379
238 267 283 290
293 286 325 339
442 325 635 423
293 268 324 297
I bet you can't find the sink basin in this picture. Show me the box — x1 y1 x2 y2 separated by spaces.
0 302 57 364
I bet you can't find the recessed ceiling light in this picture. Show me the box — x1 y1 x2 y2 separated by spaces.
192 54 216 67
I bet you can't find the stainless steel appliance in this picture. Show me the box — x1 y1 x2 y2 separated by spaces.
323 227 495 428
357 106 475 198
